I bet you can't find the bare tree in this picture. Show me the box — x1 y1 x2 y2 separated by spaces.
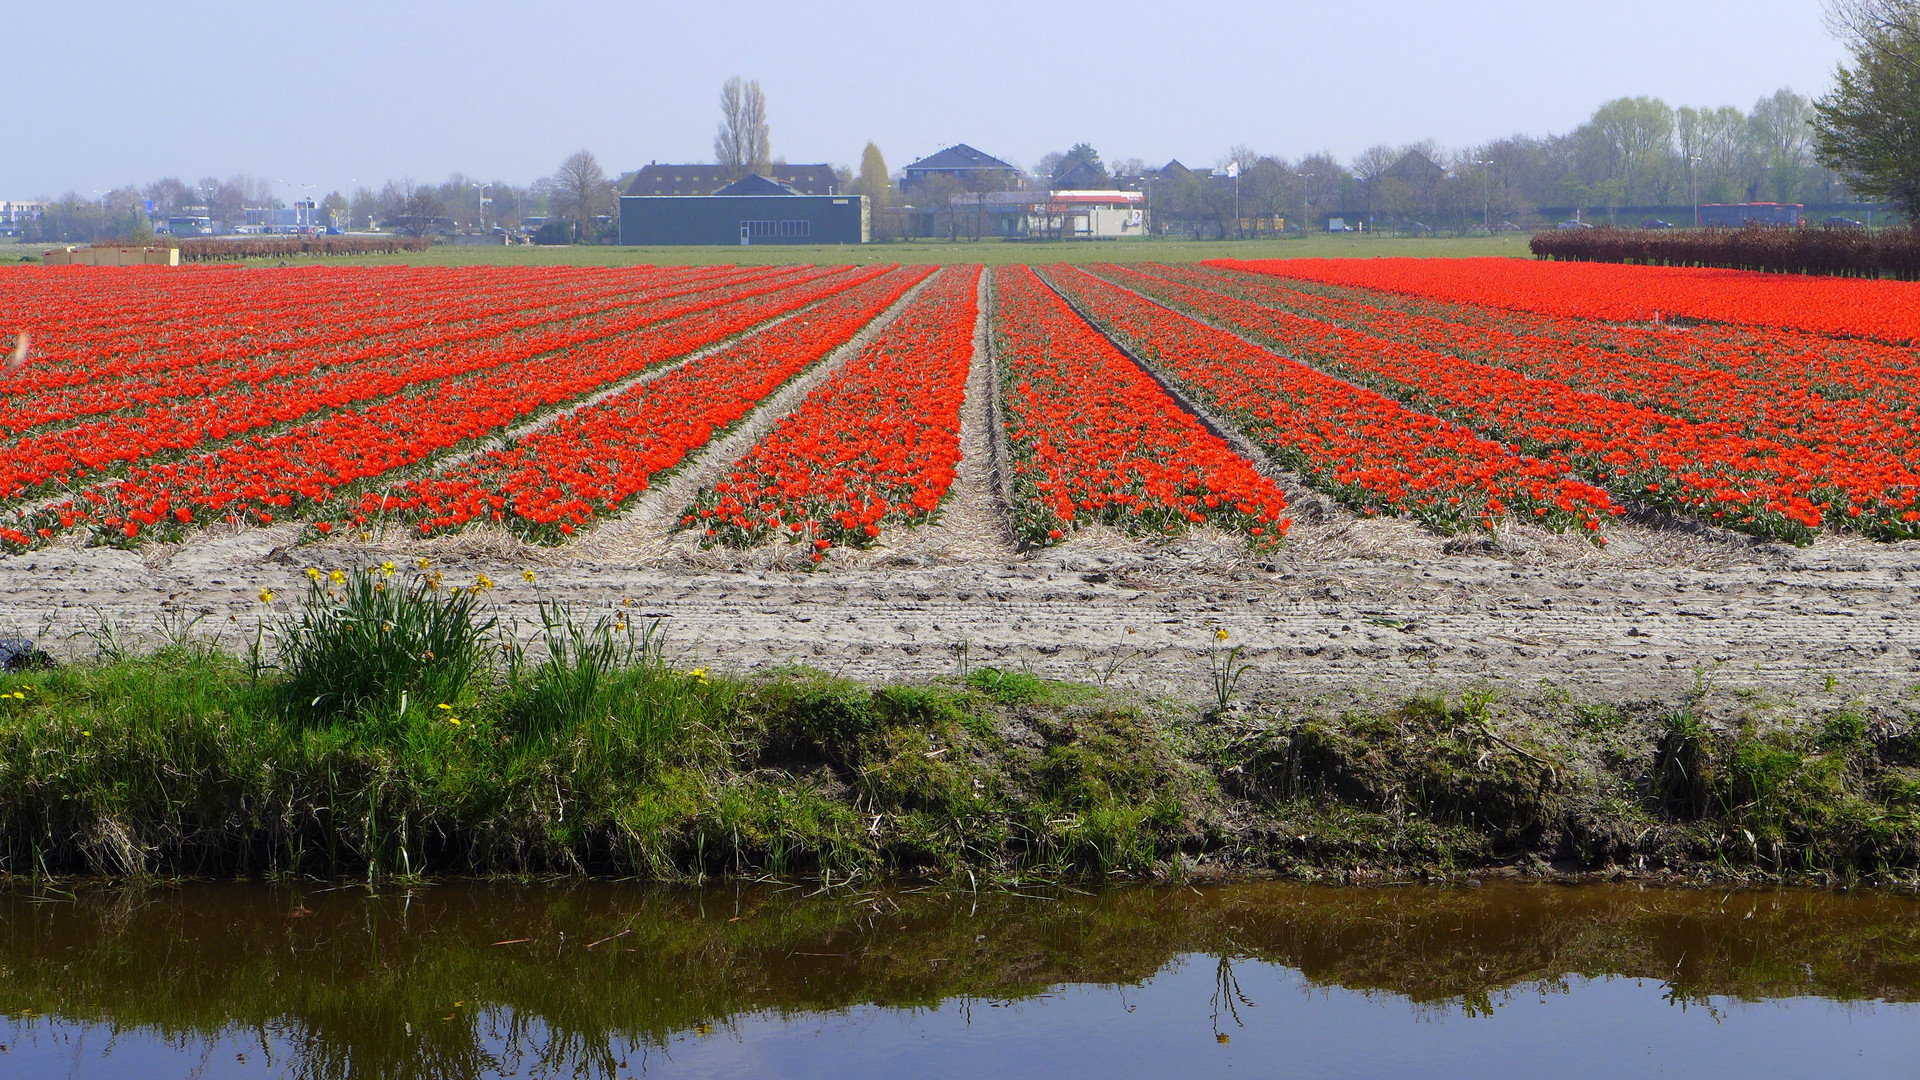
549 150 614 242
714 77 771 178
1826 0 1920 71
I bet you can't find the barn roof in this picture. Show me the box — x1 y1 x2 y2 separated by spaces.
713 174 804 196
625 163 839 196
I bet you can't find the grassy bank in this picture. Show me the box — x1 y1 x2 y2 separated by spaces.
4 581 1919 886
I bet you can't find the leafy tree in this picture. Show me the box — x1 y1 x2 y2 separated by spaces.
319 191 349 231
1750 88 1816 201
1055 143 1107 185
856 142 891 208
1816 0 1920 215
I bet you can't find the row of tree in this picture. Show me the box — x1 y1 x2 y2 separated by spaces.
837 87 1859 240
25 53 1918 246
17 150 622 245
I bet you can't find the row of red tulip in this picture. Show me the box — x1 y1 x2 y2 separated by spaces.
1117 265 1895 541
688 265 982 556
0 267 884 551
991 265 1290 548
1167 264 1920 540
3 264 715 392
1219 257 1920 344
0 268 840 510
339 267 931 541
0 265 771 433
1048 266 1617 536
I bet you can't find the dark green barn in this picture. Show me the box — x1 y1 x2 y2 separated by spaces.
618 174 869 246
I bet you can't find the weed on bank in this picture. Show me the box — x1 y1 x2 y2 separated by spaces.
1 565 1918 884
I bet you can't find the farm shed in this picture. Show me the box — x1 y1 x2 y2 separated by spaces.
619 175 868 245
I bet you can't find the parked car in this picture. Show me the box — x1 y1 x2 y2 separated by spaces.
1556 220 1594 230
1640 219 1674 229
1488 221 1523 233
1825 216 1864 228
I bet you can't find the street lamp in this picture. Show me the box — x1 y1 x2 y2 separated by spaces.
472 183 493 233
1471 159 1493 231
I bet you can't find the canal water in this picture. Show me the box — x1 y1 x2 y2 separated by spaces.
0 880 1915 1078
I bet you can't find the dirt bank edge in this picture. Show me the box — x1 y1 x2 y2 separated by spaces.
4 649 1916 888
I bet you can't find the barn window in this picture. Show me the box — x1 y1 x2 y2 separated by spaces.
779 220 810 237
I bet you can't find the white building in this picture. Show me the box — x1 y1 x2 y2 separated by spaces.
1027 190 1146 239
0 200 46 234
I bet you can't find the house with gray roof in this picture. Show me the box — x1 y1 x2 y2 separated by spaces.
899 145 1021 194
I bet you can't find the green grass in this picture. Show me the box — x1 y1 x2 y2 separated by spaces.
216 232 1535 268
3 570 1917 883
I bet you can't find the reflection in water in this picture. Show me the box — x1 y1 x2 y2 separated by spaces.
0 881 1916 1078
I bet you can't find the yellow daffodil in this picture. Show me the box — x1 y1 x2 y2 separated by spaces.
329 569 346 585
306 567 322 581
1214 628 1230 641
473 573 494 591
522 569 536 584
258 588 276 603
380 561 397 577
416 557 431 570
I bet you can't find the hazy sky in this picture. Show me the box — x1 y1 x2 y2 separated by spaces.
10 0 1847 201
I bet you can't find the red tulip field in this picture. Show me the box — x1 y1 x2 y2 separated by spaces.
5 257 1919 554
5 256 1920 695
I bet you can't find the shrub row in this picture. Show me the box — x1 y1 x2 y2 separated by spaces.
1530 224 1920 279
172 236 430 260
